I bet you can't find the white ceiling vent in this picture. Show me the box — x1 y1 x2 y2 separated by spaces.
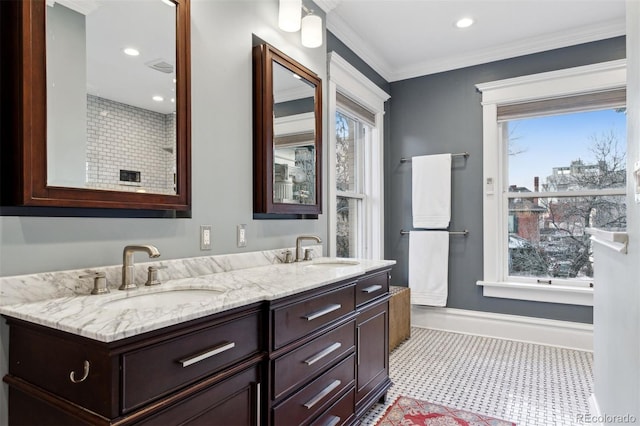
146 59 174 74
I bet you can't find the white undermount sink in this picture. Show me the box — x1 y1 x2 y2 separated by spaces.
101 289 223 310
304 260 360 269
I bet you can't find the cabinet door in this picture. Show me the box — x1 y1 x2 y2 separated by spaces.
355 299 390 410
136 364 261 426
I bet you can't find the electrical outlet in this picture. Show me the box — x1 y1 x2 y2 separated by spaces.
237 224 247 247
200 225 212 250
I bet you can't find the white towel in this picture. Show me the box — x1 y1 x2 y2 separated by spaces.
412 154 452 229
409 231 449 307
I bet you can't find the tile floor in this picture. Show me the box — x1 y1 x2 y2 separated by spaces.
360 327 594 426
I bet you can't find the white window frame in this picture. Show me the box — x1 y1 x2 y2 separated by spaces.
475 59 626 306
328 52 390 259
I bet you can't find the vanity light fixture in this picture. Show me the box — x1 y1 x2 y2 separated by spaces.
123 47 140 56
301 9 322 48
278 0 323 48
278 0 302 32
455 17 475 28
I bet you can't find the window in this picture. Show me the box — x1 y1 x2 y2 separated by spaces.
328 53 390 259
335 107 369 257
476 60 627 306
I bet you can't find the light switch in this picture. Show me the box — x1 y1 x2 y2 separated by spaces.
200 225 212 250
237 224 247 247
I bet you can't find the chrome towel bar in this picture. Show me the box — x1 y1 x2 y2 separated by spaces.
400 229 469 236
400 152 469 163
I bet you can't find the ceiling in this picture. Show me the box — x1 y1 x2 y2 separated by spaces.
315 0 627 82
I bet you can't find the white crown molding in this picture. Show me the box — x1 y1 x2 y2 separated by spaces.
328 15 625 82
411 306 593 351
312 0 340 14
326 12 395 82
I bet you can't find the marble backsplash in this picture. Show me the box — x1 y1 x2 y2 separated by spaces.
0 245 322 306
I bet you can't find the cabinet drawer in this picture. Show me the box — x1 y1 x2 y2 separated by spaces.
309 388 355 426
273 284 355 350
122 310 262 413
355 270 389 307
273 354 355 426
8 324 117 418
136 363 260 426
273 319 355 400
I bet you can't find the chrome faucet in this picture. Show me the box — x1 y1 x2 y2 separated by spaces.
120 245 161 290
295 235 322 262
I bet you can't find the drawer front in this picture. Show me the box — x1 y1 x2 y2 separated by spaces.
136 364 260 426
8 324 117 418
355 270 389 307
273 284 355 349
309 388 355 426
273 354 355 426
273 319 355 400
122 310 262 413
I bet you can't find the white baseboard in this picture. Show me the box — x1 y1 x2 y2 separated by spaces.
588 394 603 426
411 306 593 351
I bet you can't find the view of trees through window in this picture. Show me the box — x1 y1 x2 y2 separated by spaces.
335 110 364 258
505 108 626 281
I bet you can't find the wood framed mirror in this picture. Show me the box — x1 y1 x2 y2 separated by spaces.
253 43 322 217
1 0 191 213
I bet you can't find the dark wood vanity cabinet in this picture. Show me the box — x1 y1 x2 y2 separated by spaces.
355 270 392 418
3 267 392 425
3 304 264 425
267 268 391 426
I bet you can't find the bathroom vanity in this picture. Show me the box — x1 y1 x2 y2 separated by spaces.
1 254 394 425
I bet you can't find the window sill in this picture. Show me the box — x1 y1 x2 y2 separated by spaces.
476 280 593 306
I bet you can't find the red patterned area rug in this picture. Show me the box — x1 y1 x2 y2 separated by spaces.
375 396 516 426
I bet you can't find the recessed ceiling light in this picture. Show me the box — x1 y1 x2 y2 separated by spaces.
123 47 140 56
153 95 164 102
455 17 474 29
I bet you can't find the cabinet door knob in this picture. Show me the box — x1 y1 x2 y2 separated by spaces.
69 360 90 383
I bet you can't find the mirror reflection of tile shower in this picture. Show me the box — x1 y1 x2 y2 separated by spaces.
45 0 177 195
86 95 176 194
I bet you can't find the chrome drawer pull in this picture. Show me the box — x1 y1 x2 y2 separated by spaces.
303 342 342 366
179 342 235 367
361 284 382 294
324 415 341 426
303 380 341 409
303 304 341 321
69 360 90 383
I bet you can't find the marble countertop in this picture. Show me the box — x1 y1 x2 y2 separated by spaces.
0 258 394 343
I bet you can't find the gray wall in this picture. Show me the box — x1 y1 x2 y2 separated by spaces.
385 37 626 324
